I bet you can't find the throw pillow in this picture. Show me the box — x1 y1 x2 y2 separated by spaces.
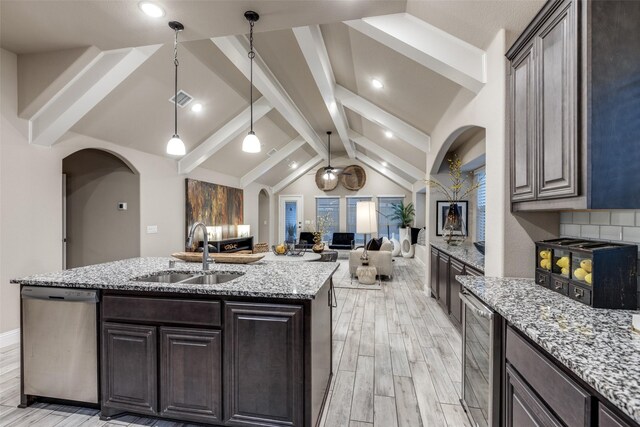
380 238 393 252
366 237 382 251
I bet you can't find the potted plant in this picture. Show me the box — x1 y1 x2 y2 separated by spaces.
390 201 415 228
426 154 482 246
390 201 415 258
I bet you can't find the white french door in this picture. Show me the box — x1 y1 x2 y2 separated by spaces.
279 195 304 243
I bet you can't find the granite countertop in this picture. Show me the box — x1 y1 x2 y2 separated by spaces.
459 275 640 423
430 241 484 271
11 257 339 300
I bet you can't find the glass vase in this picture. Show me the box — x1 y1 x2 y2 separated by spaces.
442 203 467 246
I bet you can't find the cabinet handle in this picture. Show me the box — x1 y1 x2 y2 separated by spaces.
555 283 563 290
574 288 584 299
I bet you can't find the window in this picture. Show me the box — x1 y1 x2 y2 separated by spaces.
316 197 339 242
347 196 372 245
378 196 404 240
475 168 486 242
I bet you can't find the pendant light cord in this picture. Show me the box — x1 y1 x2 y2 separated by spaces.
173 29 179 136
248 20 255 133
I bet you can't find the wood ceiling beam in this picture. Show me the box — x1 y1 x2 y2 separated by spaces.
178 97 273 174
355 152 413 191
28 44 161 147
348 130 425 181
345 13 486 93
292 25 356 159
272 155 324 193
212 35 327 159
334 84 430 153
240 136 306 187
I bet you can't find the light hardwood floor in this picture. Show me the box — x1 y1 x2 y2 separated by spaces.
0 257 470 427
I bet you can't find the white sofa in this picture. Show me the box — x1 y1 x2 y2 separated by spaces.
349 238 394 279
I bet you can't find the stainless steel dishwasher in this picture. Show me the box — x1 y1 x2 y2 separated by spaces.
22 286 99 404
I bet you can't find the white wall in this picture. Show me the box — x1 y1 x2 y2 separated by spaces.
0 48 247 334
274 157 412 241
424 30 558 278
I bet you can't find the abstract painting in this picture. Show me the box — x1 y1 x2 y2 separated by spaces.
185 178 244 243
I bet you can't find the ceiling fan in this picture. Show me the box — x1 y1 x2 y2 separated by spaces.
309 131 351 178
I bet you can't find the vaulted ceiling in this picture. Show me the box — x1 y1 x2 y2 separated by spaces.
1 0 545 190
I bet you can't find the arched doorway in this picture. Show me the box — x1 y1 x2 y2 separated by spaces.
63 149 140 268
258 189 269 244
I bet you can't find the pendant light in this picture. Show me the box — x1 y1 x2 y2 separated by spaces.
242 11 261 153
166 21 186 156
322 131 336 181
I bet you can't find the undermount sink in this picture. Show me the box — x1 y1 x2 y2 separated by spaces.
134 272 197 283
181 272 244 285
133 271 244 285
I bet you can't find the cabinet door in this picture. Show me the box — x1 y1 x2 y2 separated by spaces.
536 0 578 199
225 302 304 427
430 248 439 298
102 323 157 415
438 254 450 312
449 259 465 326
599 404 633 427
160 327 222 424
505 364 563 427
510 43 537 202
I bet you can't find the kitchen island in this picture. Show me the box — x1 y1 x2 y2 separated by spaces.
13 257 339 427
459 275 640 427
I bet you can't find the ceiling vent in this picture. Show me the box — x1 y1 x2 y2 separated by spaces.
267 148 278 157
169 90 193 108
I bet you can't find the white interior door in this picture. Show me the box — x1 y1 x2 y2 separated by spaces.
279 195 303 243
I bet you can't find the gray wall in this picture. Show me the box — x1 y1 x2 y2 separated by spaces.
258 189 269 243
63 149 140 268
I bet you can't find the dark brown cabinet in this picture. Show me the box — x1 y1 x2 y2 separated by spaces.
160 327 222 424
600 404 634 427
449 259 465 326
430 247 439 298
430 245 484 329
102 323 157 416
437 254 450 312
508 0 640 210
510 43 536 202
536 0 577 200
224 302 304 427
505 364 562 427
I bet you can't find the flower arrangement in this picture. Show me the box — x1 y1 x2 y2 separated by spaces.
309 212 334 245
426 154 482 202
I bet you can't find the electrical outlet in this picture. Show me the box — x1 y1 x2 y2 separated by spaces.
117 202 127 211
146 225 158 234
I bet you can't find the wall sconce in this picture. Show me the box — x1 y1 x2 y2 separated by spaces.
237 224 251 238
206 226 223 241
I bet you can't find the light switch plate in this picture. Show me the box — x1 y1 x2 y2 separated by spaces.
146 225 158 234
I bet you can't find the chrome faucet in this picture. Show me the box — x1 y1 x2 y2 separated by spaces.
186 222 212 271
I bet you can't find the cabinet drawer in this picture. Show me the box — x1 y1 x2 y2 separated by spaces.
569 284 592 306
535 271 549 287
103 296 221 327
506 326 591 426
551 277 569 295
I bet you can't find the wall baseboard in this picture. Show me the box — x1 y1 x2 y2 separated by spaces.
0 328 20 348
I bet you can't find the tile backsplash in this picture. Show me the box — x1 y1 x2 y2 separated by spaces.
560 210 640 308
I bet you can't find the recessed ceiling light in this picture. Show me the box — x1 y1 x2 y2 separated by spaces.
139 2 165 18
382 161 388 167
385 130 393 138
289 161 298 169
371 78 384 89
191 103 203 113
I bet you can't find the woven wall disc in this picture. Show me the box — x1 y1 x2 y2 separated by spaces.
340 165 366 190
